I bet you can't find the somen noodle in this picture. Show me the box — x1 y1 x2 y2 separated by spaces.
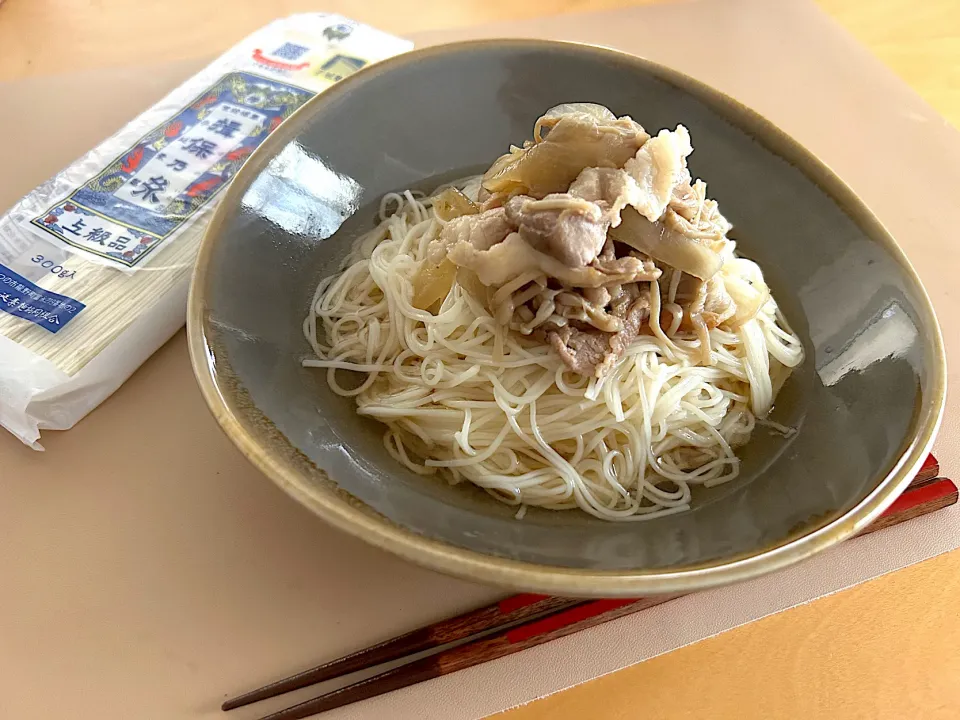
303 105 804 521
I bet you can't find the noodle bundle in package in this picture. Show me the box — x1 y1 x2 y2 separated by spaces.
0 15 412 449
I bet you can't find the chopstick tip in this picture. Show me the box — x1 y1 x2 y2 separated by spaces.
222 693 255 712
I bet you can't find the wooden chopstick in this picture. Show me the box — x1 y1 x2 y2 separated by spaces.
861 476 955 535
909 452 940 488
248 475 958 720
254 594 683 720
221 594 582 710
226 455 952 720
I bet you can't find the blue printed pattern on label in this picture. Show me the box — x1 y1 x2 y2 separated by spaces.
0 263 85 333
30 72 314 268
273 42 310 61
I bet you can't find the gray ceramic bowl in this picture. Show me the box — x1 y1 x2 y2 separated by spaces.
187 40 945 597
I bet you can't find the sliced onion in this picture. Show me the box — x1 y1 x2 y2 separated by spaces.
722 271 769 328
411 258 457 311
542 102 617 123
483 115 644 198
610 207 724 280
432 187 478 222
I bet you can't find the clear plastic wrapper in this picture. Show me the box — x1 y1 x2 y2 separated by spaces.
0 14 411 448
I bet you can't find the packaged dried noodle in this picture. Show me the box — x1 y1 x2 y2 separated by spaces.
0 14 412 448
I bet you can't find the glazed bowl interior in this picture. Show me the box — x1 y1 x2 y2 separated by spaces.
188 40 944 596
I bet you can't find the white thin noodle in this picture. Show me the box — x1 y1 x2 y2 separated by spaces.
302 190 804 521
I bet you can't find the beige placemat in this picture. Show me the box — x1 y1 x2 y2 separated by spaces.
0 1 957 719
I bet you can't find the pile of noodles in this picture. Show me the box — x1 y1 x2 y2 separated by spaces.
303 186 804 521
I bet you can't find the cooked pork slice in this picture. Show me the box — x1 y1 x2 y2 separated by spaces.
623 125 693 222
503 194 608 267
548 291 650 377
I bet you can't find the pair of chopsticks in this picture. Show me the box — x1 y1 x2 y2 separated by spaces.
224 454 955 720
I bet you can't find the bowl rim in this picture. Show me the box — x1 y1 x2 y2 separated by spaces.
187 38 947 597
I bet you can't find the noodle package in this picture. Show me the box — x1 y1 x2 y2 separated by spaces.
0 15 411 449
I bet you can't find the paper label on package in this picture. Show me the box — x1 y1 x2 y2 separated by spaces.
10 15 411 272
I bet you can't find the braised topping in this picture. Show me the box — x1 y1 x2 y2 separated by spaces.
424 104 746 376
